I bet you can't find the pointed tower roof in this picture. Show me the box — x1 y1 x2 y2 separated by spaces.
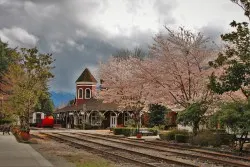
76 68 97 83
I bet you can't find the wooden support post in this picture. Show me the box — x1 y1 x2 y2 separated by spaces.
66 112 68 128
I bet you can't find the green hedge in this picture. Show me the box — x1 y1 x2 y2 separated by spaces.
113 128 158 136
82 123 100 130
159 129 189 141
113 127 137 136
175 134 189 143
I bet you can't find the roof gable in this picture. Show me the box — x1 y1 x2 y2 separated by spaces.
76 68 97 83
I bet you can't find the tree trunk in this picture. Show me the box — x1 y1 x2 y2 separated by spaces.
134 110 141 134
193 122 199 136
20 116 25 128
239 131 248 153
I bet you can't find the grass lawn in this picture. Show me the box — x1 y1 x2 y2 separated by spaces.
63 153 114 167
30 135 116 167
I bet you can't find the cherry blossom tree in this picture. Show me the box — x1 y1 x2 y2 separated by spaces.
98 57 148 129
133 27 215 110
98 27 216 133
131 27 217 134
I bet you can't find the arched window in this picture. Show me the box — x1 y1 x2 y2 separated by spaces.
85 88 91 99
78 88 83 99
91 111 100 125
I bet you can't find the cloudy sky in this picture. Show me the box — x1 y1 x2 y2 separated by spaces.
0 0 247 94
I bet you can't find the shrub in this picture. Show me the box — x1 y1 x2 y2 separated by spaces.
192 130 215 146
76 124 84 129
148 128 159 135
113 128 137 136
148 104 168 127
160 129 189 141
191 130 235 147
217 133 236 146
125 119 136 127
175 134 189 143
152 125 165 131
0 118 13 125
83 123 94 130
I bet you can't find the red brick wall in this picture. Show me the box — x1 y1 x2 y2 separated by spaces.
166 111 177 125
76 85 96 105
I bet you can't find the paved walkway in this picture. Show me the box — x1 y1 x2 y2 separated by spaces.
0 133 53 167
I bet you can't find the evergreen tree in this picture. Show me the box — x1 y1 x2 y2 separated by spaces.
34 93 55 116
208 0 250 152
148 104 168 127
209 0 250 98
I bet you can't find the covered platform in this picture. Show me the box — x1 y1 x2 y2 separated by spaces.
54 99 144 129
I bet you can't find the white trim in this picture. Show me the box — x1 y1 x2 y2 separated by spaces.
85 88 91 99
78 88 83 99
76 84 96 86
76 81 96 84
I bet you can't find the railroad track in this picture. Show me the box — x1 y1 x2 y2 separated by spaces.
75 132 250 164
37 132 200 167
40 132 245 167
144 140 250 159
68 132 250 167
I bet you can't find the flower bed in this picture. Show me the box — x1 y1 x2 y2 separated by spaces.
11 126 31 143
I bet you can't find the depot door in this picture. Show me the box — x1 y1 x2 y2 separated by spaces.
110 116 117 128
36 113 42 124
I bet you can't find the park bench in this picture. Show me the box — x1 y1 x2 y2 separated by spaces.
236 137 250 143
139 129 153 136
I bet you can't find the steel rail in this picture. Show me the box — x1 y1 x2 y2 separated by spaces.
41 132 199 167
32 133 158 167
73 132 250 167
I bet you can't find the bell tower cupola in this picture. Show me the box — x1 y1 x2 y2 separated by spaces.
75 68 97 105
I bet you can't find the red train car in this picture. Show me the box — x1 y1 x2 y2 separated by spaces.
37 116 54 128
41 116 54 128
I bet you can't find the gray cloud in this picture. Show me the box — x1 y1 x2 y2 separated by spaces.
199 23 227 51
200 25 225 43
1 0 215 93
0 27 38 47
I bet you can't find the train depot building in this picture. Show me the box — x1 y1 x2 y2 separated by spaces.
54 68 138 129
